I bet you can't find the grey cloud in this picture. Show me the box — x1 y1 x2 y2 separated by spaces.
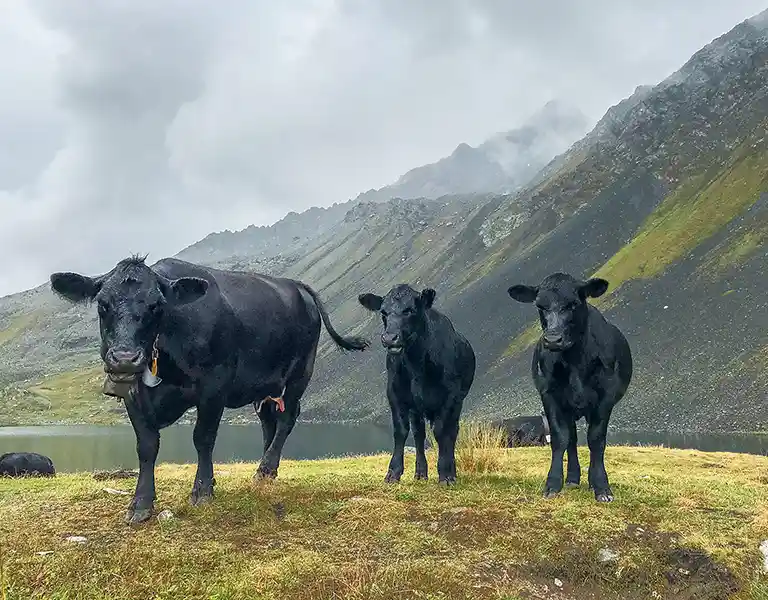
1 0 766 295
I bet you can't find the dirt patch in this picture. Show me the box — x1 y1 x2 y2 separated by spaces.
661 547 740 600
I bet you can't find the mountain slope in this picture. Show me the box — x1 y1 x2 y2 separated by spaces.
1 10 767 431
288 10 768 430
355 100 590 203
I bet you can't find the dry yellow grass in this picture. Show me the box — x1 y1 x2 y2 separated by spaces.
0 445 767 600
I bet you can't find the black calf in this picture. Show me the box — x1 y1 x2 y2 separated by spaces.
359 285 476 485
0 452 56 477
492 414 550 447
507 273 632 502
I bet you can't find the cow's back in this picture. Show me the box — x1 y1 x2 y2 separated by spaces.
153 258 319 332
152 258 321 396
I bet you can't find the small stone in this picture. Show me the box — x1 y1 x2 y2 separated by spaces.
102 487 131 496
429 522 439 532
157 510 175 522
65 536 87 544
598 548 620 563
554 578 563 588
759 540 768 573
448 507 470 515
35 551 54 556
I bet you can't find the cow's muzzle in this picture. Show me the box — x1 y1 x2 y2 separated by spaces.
381 333 404 355
542 332 572 352
104 348 146 382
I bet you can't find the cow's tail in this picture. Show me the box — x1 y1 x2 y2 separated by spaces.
298 283 369 351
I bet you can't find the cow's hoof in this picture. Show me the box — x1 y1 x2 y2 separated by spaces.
566 481 581 489
125 507 153 525
384 470 402 484
414 472 428 481
595 492 614 503
543 489 561 500
254 467 278 481
190 491 214 506
438 477 456 487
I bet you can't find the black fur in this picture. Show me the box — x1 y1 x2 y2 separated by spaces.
359 284 475 485
51 256 367 524
508 273 632 502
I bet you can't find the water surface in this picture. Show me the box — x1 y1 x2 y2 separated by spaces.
0 424 765 473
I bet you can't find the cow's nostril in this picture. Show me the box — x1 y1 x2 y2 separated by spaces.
109 349 143 366
381 334 400 346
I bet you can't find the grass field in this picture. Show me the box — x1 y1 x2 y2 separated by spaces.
1 438 767 600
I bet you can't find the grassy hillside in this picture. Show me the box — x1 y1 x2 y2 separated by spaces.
1 446 766 600
0 12 767 430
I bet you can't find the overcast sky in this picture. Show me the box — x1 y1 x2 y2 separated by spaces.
0 1 765 296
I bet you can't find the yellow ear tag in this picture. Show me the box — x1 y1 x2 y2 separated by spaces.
150 336 159 377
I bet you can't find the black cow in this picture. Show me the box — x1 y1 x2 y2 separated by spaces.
358 284 475 485
492 414 550 447
0 452 56 477
507 273 632 503
51 256 367 524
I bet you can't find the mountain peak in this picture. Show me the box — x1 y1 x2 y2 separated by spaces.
747 7 768 28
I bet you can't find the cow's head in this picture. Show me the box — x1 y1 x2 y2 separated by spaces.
507 273 608 351
50 256 208 383
358 284 436 355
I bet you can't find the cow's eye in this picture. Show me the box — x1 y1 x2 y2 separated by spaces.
403 307 415 315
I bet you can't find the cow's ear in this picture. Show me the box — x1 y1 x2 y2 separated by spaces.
50 272 102 303
579 278 609 299
420 288 436 309
507 284 538 304
358 293 383 312
167 277 208 305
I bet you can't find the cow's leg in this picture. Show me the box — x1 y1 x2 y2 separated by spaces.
542 397 571 499
256 401 278 455
255 382 305 480
255 343 316 480
190 402 225 506
565 420 581 488
385 402 410 483
410 411 428 481
124 396 160 525
587 405 615 503
433 398 462 486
